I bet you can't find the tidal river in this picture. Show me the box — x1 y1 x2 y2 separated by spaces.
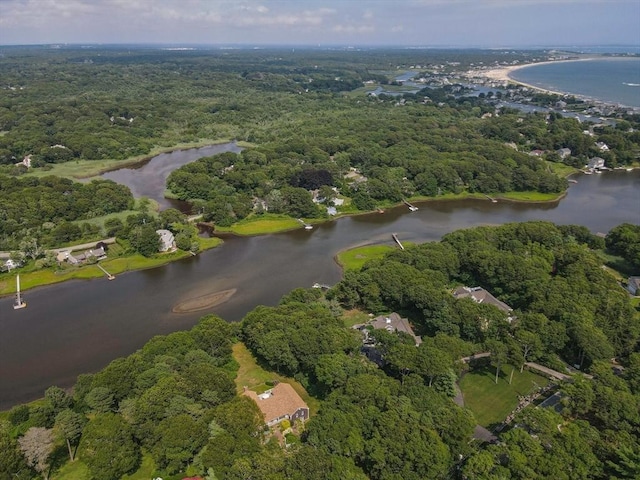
0 156 638 408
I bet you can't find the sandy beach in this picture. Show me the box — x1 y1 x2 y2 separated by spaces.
478 58 596 96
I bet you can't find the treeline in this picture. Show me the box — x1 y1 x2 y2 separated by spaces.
166 104 574 225
2 46 637 174
0 175 133 250
2 222 638 479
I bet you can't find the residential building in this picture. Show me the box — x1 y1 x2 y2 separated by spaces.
156 229 176 252
453 286 513 317
243 383 309 427
627 276 640 296
587 157 606 170
354 312 422 346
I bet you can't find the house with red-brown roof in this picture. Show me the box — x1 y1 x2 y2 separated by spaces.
243 382 309 427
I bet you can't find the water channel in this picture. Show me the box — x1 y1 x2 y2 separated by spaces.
0 145 638 409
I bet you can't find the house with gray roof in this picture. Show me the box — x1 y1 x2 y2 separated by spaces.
156 229 176 252
453 286 514 321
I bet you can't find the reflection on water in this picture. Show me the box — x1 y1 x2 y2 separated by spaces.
0 168 638 409
100 142 242 211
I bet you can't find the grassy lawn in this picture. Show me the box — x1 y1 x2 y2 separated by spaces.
341 309 372 328
0 237 222 295
459 364 549 428
51 460 90 480
121 454 157 480
546 161 580 178
497 191 564 202
336 245 394 271
218 214 303 235
232 342 320 415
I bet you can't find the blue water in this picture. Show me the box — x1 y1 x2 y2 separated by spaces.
510 58 640 108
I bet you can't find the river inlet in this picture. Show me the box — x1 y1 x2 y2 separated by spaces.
0 155 638 409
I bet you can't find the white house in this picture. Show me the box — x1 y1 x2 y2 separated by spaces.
156 229 176 252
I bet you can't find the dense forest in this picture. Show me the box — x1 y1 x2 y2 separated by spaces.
1 222 638 479
1 47 639 251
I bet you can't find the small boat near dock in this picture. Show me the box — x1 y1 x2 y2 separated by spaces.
13 274 26 310
403 200 418 211
297 218 313 230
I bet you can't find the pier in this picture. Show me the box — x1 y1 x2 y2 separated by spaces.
96 264 115 280
297 219 313 230
403 200 419 211
484 194 497 203
392 233 405 250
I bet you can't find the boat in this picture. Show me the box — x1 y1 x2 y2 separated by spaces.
304 224 313 230
13 274 26 310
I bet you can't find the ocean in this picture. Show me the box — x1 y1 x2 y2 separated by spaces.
509 57 640 108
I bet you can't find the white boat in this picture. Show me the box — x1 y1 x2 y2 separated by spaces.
408 206 419 212
13 274 26 310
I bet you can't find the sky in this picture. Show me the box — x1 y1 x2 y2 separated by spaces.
0 0 639 47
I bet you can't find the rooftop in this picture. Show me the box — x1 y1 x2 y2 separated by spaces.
243 382 308 425
453 286 513 314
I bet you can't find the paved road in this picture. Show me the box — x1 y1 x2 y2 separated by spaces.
525 362 572 381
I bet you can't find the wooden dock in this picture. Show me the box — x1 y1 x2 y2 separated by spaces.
484 194 497 203
392 233 404 250
403 199 418 211
97 264 115 280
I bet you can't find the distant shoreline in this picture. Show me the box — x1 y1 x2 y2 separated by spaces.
477 57 640 109
479 58 597 96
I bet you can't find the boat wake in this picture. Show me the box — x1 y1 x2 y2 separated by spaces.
623 82 640 87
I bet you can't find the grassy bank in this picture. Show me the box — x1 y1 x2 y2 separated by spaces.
232 342 320 415
336 245 394 271
24 138 233 180
0 237 222 295
459 364 549 428
215 214 303 236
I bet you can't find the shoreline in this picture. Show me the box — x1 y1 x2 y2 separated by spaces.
478 57 597 97
475 56 640 109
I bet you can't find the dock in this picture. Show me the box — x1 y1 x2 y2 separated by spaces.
403 200 419 211
484 194 497 203
392 233 405 250
97 264 115 280
297 218 313 230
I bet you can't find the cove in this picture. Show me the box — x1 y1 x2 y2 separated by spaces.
0 168 638 409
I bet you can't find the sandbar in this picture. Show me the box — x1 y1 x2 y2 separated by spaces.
172 288 237 313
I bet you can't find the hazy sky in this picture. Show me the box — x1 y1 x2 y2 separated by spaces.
1 0 639 47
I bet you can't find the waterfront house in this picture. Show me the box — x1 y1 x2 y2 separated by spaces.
587 157 606 170
156 229 176 252
627 276 640 296
354 312 422 346
243 383 309 427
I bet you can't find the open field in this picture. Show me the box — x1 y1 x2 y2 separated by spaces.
216 214 303 236
24 139 232 180
336 245 394 271
341 309 373 328
459 364 549 428
232 342 320 415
